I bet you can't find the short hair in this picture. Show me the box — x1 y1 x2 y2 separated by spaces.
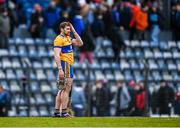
59 22 70 30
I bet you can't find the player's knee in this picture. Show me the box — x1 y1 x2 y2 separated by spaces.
66 83 72 92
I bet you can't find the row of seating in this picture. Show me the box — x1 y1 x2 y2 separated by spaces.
9 38 180 49
0 69 179 88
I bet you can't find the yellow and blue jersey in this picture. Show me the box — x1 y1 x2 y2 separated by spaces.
54 34 74 65
54 35 74 78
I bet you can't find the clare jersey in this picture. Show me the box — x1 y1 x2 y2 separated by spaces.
54 35 74 65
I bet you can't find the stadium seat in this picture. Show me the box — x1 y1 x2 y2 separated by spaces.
39 106 49 116
6 69 16 79
30 81 40 93
120 59 130 70
0 70 6 79
159 41 169 50
30 107 39 116
114 70 124 81
44 93 53 104
40 82 51 93
145 49 154 59
130 40 141 48
10 81 21 92
141 41 149 48
2 58 12 68
35 94 45 105
154 49 163 59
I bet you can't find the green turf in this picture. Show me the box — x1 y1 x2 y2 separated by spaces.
0 117 180 127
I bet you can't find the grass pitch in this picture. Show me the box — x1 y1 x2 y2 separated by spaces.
0 117 180 127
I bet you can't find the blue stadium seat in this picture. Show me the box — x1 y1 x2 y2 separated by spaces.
0 70 6 80
30 81 40 93
35 94 46 105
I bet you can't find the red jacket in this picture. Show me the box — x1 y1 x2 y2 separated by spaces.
135 91 145 109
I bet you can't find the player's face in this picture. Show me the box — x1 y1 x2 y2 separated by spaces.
63 26 71 36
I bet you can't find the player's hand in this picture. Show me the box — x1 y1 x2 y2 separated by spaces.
69 23 76 33
58 69 64 79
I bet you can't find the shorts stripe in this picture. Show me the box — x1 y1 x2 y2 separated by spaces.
61 60 73 78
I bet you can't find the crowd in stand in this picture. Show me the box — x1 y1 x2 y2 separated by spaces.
71 79 180 117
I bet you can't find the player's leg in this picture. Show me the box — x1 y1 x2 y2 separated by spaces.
61 78 73 117
54 90 61 117
67 63 74 114
67 86 73 114
54 79 66 117
53 61 66 117
61 62 74 117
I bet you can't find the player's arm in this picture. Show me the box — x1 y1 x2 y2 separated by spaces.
54 48 62 70
70 24 83 47
54 47 64 79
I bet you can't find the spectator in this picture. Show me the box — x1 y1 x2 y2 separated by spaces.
148 5 161 43
127 80 136 116
111 4 121 27
172 3 180 41
115 80 131 116
121 2 132 30
29 4 44 39
174 92 180 115
91 11 105 52
72 83 86 117
95 79 111 116
0 7 10 49
44 1 60 38
129 2 141 40
91 11 105 38
101 3 114 37
134 82 145 116
157 80 175 116
8 1 18 38
72 10 85 36
16 3 27 26
0 85 10 117
107 25 126 62
79 26 95 64
55 11 70 34
84 83 94 116
151 86 159 114
129 2 149 41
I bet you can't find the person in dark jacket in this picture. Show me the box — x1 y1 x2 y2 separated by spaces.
8 1 18 38
151 86 159 114
0 8 10 49
44 1 60 29
172 3 180 41
157 80 175 116
29 4 44 38
95 80 111 116
107 25 126 62
91 11 105 38
127 80 136 116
